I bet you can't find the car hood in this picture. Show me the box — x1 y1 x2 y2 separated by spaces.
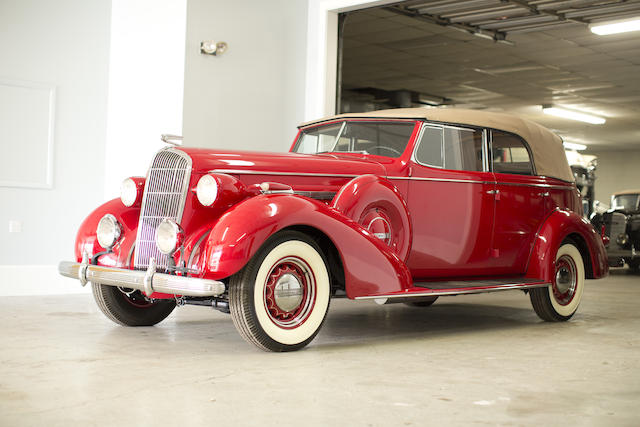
177 148 388 177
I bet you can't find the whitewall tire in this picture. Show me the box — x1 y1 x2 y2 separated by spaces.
530 241 585 321
229 230 331 351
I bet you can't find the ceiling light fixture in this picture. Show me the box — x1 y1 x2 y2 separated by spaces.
590 17 640 35
542 106 606 125
563 141 587 151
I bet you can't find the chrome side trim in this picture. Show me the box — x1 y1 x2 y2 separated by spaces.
386 175 573 190
58 260 226 297
495 181 574 190
354 282 549 300
210 169 360 178
387 176 492 185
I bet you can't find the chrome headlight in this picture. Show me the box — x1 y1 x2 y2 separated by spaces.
196 174 219 206
155 219 184 255
120 178 140 207
96 214 122 249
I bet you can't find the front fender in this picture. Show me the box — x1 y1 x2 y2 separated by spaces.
74 198 140 266
201 194 412 298
526 209 608 281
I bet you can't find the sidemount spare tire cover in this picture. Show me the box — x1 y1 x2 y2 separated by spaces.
332 174 412 262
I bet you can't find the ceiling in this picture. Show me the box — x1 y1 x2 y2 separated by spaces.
339 0 640 151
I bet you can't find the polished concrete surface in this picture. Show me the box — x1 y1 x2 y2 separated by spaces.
1 269 639 426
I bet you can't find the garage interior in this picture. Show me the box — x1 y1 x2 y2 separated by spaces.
1 0 639 426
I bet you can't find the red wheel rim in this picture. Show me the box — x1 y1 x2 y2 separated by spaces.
263 256 316 329
553 255 577 306
117 287 155 308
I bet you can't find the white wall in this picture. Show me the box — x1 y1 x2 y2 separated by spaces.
0 0 187 296
182 0 308 152
591 150 640 206
0 0 111 271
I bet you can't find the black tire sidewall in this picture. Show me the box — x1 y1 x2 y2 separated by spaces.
229 230 331 351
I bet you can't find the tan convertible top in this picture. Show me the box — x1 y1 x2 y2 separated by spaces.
301 108 574 182
613 189 640 196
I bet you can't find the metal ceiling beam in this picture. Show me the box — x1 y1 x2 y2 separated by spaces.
479 14 559 29
385 4 513 43
563 2 640 18
445 5 529 23
410 0 503 15
505 0 590 24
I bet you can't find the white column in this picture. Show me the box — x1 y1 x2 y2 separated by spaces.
104 0 187 198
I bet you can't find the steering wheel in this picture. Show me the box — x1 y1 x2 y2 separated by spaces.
375 146 402 157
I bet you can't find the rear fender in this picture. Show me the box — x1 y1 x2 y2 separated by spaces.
526 209 608 281
201 194 412 298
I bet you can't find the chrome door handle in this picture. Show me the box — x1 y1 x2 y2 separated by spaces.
539 192 550 197
487 190 499 195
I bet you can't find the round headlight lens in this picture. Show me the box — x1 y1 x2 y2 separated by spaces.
196 174 219 206
155 219 184 255
120 178 139 207
96 214 121 249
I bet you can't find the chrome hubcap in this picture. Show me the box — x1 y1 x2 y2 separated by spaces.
274 273 304 312
264 257 316 328
553 255 577 305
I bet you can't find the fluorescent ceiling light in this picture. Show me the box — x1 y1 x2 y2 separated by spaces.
591 17 640 35
542 106 606 125
563 141 587 151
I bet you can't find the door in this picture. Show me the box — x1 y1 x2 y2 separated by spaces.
490 130 547 275
406 123 496 279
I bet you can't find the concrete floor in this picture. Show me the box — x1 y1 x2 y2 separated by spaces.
1 269 639 426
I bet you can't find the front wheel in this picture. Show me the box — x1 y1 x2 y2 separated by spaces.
530 241 585 321
92 284 176 326
229 231 331 352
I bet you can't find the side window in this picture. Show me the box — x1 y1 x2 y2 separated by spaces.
443 127 484 172
491 130 534 175
415 126 444 167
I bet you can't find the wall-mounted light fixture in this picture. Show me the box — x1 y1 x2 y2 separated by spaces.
590 17 640 35
542 105 606 125
200 40 228 56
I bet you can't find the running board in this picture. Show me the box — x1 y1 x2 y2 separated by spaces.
354 278 549 300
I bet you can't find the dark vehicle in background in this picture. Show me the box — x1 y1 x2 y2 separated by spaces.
566 151 597 218
591 190 640 272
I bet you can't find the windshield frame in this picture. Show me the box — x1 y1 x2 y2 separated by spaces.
291 118 419 158
612 193 640 212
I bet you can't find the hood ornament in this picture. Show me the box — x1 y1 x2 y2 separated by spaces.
161 134 183 146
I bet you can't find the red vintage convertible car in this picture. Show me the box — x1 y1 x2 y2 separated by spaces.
59 108 608 351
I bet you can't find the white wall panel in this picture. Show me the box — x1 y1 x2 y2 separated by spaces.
182 0 308 152
0 0 111 278
592 150 640 207
0 80 55 189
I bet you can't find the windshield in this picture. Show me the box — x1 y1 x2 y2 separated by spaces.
294 121 415 158
612 194 639 211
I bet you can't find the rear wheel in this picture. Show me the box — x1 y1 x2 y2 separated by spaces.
229 231 331 352
92 284 176 326
628 259 640 272
530 241 585 322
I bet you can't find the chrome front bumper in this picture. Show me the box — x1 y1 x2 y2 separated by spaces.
58 255 225 297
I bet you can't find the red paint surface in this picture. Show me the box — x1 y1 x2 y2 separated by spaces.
71 118 607 300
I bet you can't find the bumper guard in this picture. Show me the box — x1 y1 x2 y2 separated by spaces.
58 254 225 297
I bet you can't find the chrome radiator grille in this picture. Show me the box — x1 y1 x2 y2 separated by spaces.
606 212 627 248
134 148 192 271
